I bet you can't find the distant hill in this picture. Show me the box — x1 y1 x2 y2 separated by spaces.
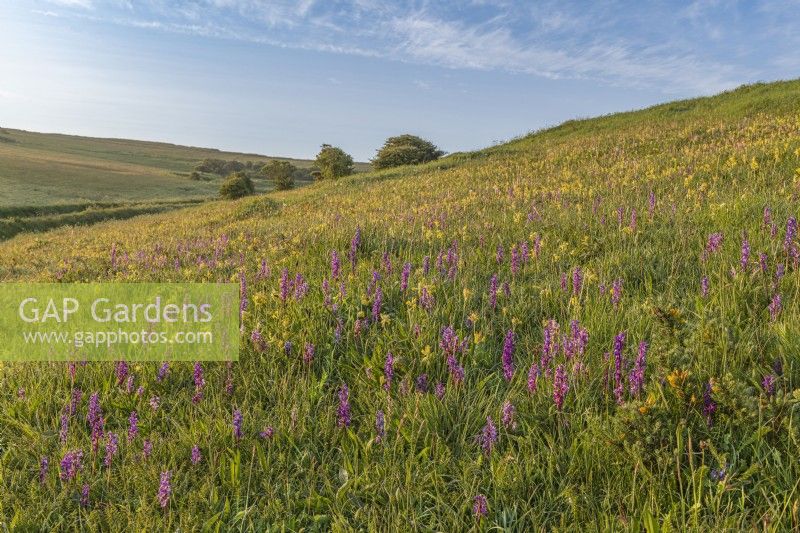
0 128 370 207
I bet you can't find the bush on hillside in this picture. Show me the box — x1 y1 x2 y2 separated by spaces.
372 134 444 169
219 171 255 199
261 160 296 190
314 144 354 180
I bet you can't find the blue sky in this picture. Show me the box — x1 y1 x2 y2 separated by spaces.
1 1 798 161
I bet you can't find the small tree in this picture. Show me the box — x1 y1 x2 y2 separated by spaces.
315 144 354 180
261 160 296 191
372 134 444 169
220 171 255 199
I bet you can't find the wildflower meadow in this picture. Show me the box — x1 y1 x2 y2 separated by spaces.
1 80 800 530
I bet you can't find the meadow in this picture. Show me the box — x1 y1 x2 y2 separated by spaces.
1 79 800 530
0 129 370 240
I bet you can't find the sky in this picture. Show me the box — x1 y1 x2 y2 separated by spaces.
0 1 798 161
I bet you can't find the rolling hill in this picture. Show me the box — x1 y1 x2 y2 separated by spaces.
1 79 799 529
0 128 369 239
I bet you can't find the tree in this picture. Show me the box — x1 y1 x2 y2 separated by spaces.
315 144 354 180
219 171 255 199
372 134 444 169
261 160 296 191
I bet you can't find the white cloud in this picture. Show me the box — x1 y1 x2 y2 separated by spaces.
47 0 92 8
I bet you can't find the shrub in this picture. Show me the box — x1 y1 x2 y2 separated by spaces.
219 172 255 199
315 144 354 180
372 134 444 169
261 160 296 191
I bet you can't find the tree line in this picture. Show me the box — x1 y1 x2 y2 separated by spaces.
218 134 444 200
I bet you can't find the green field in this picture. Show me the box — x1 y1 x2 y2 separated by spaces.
0 128 369 239
1 80 800 530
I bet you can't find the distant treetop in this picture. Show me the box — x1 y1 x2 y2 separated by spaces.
372 134 444 170
314 144 354 180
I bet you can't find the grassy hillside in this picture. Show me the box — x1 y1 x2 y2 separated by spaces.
1 80 800 530
0 129 369 239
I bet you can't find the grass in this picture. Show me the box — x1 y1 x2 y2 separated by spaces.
0 128 369 239
0 79 800 530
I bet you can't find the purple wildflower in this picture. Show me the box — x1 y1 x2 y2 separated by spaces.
128 411 138 442
478 416 498 456
510 245 521 276
501 400 516 430
260 426 274 439
303 343 315 365
80 484 90 508
279 268 290 304
383 352 394 391
191 445 201 465
611 279 623 308
706 232 724 256
762 374 777 398
702 381 716 426
473 494 488 520
143 439 153 460
337 384 351 428
572 267 583 296
434 381 445 400
158 471 171 508
769 293 782 321
415 374 429 393
488 274 498 310
701 276 709 298
156 362 169 382
251 329 267 352
375 410 386 443
115 361 129 386
501 329 515 381
149 396 160 412
527 364 540 393
103 432 118 467
629 341 647 398
613 332 627 404
400 262 411 292
60 450 83 481
419 286 434 312
553 364 569 410
741 235 750 271
784 217 797 252
39 456 49 484
232 409 243 441
331 250 341 280
87 392 104 453
60 413 69 444
372 286 382 322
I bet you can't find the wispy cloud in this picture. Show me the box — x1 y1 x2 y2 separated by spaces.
47 0 92 8
32 0 798 95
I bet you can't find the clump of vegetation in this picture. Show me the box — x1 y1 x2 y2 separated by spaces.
372 134 444 169
260 160 295 190
195 158 247 176
219 171 255 199
314 144 354 179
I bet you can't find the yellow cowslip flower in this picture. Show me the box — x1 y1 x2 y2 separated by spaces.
667 369 688 388
380 314 390 326
511 317 520 327
468 312 479 324
463 288 472 300
473 331 484 344
421 345 432 362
